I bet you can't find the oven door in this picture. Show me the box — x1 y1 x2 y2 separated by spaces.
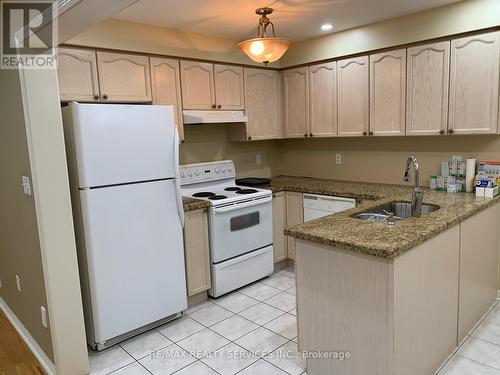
209 196 273 263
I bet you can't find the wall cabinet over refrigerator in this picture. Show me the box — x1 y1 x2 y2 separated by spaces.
369 49 406 136
449 31 500 134
180 61 244 110
284 67 310 138
337 56 370 137
406 41 450 136
150 57 184 141
229 68 282 141
57 48 152 103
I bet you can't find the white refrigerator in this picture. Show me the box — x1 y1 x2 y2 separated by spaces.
62 103 187 350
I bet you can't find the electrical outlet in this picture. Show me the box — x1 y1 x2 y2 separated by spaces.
256 154 262 165
22 176 32 196
15 275 21 292
452 155 462 161
336 154 342 165
41 306 48 328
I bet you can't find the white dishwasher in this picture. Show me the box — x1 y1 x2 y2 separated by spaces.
303 193 356 222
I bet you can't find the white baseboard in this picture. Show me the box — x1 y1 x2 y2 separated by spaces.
0 297 55 375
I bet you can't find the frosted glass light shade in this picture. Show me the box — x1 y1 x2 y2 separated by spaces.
237 37 292 64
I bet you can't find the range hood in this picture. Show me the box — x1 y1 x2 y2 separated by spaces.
183 110 248 124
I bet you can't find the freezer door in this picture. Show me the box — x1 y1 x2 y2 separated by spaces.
80 179 187 343
65 103 177 188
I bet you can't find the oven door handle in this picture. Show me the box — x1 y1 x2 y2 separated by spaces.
213 196 272 214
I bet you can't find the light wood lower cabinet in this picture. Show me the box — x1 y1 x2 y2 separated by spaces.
272 192 287 263
96 51 152 102
449 31 500 134
458 204 500 341
183 209 211 296
285 192 304 260
150 57 184 141
57 47 100 102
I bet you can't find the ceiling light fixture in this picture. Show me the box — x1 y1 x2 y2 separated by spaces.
237 7 292 66
321 23 333 31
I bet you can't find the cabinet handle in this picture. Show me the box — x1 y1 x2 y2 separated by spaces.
218 104 222 109
309 133 313 137
93 95 100 100
448 129 454 134
304 133 308 137
363 131 367 136
212 104 216 109
439 129 445 135
102 94 108 100
369 131 374 136
248 136 252 141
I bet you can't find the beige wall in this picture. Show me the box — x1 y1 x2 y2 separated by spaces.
0 69 54 361
277 136 500 186
180 125 281 178
66 18 279 67
281 0 500 67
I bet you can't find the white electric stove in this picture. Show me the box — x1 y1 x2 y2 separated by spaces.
180 160 274 297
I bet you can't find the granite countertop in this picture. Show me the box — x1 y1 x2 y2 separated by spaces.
182 197 210 212
259 176 500 259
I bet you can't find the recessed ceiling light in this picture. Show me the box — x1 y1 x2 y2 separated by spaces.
321 23 333 31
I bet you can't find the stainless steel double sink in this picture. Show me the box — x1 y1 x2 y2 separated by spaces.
352 201 440 223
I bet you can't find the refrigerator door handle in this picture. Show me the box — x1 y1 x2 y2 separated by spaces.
173 127 185 227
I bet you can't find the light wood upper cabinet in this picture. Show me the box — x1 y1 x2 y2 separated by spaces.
96 52 152 102
406 41 450 136
273 192 287 263
309 62 337 137
285 192 304 260
370 49 406 136
214 64 244 110
337 56 369 137
150 57 184 141
57 47 100 102
449 31 500 134
184 209 211 297
284 67 310 138
180 61 215 110
230 68 282 141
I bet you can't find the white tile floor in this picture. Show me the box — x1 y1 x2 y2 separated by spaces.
89 266 500 375
89 266 306 375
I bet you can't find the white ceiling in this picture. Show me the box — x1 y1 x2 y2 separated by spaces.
115 0 461 42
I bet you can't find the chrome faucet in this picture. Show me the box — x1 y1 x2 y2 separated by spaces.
403 156 423 217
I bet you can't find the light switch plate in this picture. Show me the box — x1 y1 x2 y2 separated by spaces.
22 176 32 196
256 154 262 165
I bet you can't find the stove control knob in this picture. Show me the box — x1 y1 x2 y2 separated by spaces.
215 168 220 174
188 171 193 177
180 171 185 178
195 170 200 176
221 167 226 173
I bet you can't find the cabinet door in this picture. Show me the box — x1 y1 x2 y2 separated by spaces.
337 56 369 137
284 67 309 138
458 204 500 341
309 62 337 137
180 61 215 110
449 31 500 134
285 192 303 260
184 209 211 296
96 52 152 102
57 47 100 102
273 192 287 263
370 49 406 136
150 57 184 141
406 41 450 136
243 68 282 140
214 64 244 110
